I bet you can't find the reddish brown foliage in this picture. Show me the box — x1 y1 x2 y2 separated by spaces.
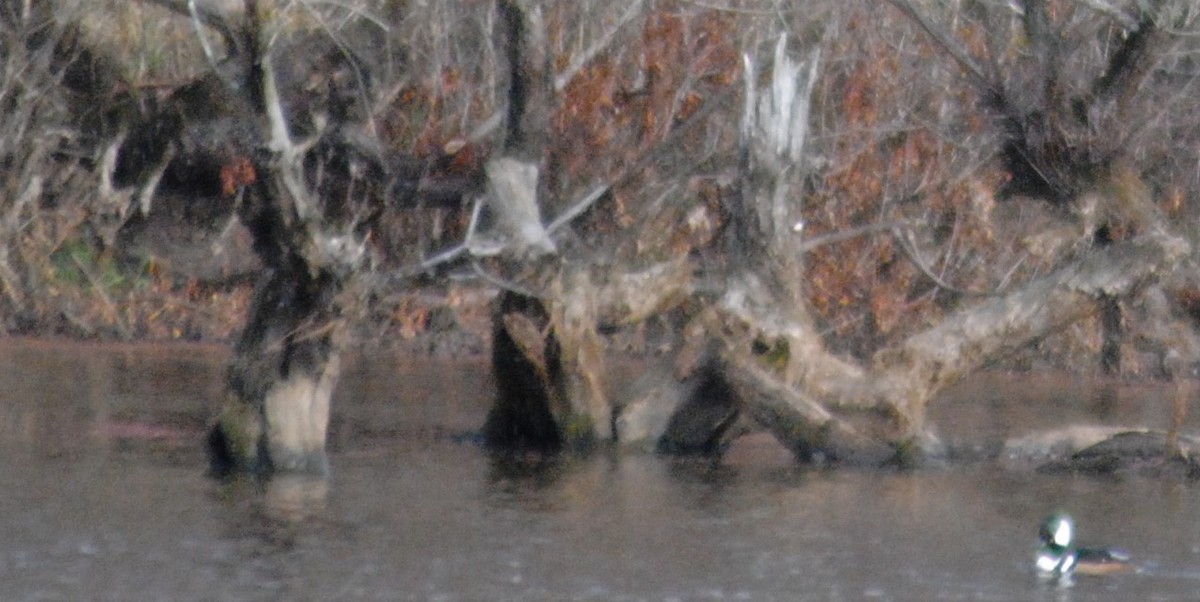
804 7 1006 349
220 156 256 197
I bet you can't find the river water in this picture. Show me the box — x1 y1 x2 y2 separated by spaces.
2 340 1200 601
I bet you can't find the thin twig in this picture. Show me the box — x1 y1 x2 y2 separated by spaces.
140 0 240 53
137 143 175 216
890 226 994 298
553 0 645 92
470 258 541 298
297 0 380 136
71 255 132 339
546 183 609 234
795 221 907 253
881 0 991 89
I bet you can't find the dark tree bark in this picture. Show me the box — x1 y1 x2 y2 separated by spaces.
484 290 566 451
655 362 740 456
211 260 342 474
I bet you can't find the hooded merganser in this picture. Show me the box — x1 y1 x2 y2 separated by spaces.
1036 513 1134 578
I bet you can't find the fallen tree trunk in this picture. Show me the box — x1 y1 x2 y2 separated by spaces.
869 233 1187 432
720 354 896 466
639 32 1190 466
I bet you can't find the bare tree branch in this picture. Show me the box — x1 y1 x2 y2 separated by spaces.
874 232 1189 399
470 0 645 144
881 0 991 89
138 0 240 55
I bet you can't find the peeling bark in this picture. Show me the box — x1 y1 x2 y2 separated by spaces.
548 268 610 441
211 262 343 475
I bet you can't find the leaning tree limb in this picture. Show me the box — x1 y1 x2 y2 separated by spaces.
870 231 1189 431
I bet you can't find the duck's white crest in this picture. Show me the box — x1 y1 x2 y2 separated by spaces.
1053 518 1073 547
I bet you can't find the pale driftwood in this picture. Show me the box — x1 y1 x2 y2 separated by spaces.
1002 425 1141 464
594 256 693 326
262 353 339 472
548 268 610 440
617 366 693 450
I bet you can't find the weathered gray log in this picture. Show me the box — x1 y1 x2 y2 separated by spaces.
622 344 895 464
1036 430 1200 479
711 230 1188 457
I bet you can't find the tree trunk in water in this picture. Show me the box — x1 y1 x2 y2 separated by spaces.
640 32 1189 465
484 290 567 451
209 258 342 475
480 0 613 451
202 1 370 476
484 268 612 451
655 361 740 455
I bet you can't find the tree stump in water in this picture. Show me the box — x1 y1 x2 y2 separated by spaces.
484 290 567 452
209 261 343 475
484 281 612 452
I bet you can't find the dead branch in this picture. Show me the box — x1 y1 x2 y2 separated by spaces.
872 232 1190 402
721 353 896 465
881 0 990 89
138 0 240 55
470 0 645 143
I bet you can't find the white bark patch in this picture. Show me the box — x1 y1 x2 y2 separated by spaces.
263 356 338 470
484 157 557 257
741 35 819 169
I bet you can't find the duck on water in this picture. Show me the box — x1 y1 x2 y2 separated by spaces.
1036 513 1134 579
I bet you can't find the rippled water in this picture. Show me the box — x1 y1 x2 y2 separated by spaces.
2 340 1200 600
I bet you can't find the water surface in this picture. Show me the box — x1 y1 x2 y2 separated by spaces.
2 341 1200 600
